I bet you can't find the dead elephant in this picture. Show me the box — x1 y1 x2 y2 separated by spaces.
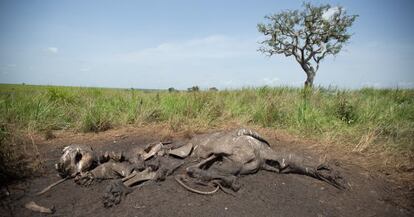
174 128 345 193
55 143 180 182
53 142 183 207
45 128 345 207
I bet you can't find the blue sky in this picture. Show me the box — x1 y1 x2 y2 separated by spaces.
0 0 413 89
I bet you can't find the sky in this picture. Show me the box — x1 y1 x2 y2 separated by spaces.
0 0 413 89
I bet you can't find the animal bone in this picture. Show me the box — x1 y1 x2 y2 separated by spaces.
142 142 164 160
24 201 55 214
36 177 69 196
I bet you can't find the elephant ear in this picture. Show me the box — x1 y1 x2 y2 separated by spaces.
169 143 193 158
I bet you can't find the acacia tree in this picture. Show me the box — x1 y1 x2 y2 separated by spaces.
258 3 357 87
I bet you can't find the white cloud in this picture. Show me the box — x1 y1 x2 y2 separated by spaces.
47 47 58 54
115 35 255 63
100 35 305 89
322 7 340 21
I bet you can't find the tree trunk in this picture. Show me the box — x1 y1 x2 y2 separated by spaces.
301 64 316 88
304 72 315 88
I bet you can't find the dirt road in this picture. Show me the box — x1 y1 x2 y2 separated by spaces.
1 127 411 217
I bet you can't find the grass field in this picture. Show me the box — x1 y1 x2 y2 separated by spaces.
1 83 413 182
1 83 413 150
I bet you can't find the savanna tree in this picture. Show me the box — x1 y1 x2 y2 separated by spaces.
258 3 357 87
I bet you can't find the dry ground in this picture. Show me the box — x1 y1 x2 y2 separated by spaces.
1 126 412 217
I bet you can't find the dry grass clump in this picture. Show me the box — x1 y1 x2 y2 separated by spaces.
0 125 42 184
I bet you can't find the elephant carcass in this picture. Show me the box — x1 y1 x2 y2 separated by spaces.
69 142 182 185
39 143 169 195
175 129 345 193
52 142 183 207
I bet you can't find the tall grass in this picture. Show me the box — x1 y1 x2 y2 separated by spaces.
0 84 413 152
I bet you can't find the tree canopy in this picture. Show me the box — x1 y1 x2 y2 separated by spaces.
258 3 358 87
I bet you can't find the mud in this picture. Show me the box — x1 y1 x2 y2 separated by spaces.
0 128 411 217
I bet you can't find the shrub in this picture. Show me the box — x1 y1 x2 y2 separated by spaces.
45 87 76 104
335 95 357 124
81 101 113 132
187 86 200 92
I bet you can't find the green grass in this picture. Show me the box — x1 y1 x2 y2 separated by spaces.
1 83 413 153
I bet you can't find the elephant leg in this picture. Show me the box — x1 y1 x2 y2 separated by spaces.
103 180 132 208
186 166 241 191
103 168 157 208
191 154 219 169
75 162 134 186
123 168 156 187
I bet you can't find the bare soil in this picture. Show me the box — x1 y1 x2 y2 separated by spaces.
1 126 412 217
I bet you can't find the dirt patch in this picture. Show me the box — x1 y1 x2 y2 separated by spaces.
255 127 414 209
1 126 412 217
